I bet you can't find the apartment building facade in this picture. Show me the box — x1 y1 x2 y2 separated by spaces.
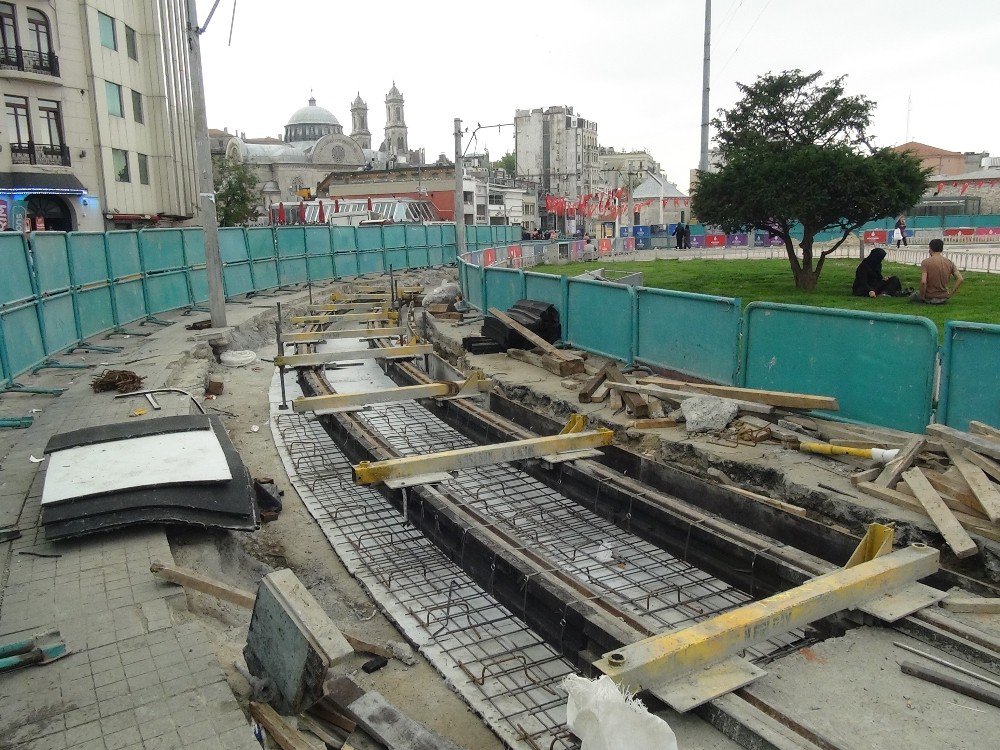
514 106 598 201
0 1 196 232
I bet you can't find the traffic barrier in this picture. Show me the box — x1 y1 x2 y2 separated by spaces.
938 321 1000 430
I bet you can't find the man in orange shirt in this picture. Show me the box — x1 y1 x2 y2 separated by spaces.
910 238 963 304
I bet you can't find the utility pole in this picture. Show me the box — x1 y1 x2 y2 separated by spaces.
185 0 226 328
453 118 466 256
699 0 712 173
612 171 620 243
626 170 634 231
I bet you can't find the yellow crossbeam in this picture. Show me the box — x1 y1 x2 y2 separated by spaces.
293 382 454 412
308 302 385 313
280 327 404 343
352 428 613 485
275 344 433 368
290 312 391 325
594 544 938 699
332 292 391 301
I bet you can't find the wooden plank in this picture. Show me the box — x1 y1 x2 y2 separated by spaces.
578 363 611 404
901 468 978 558
926 424 1000 461
602 365 650 419
969 420 1000 441
609 381 775 416
921 468 984 514
851 467 883 486
249 702 316 750
150 561 256 609
963 448 1000 484
507 348 582 377
944 448 1000 523
940 595 1000 614
636 377 838 411
873 436 926 488
899 661 1000 709
540 350 585 376
896 480 988 521
858 482 1000 544
631 418 679 429
488 307 568 359
324 675 466 750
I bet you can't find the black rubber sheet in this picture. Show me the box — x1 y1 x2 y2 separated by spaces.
45 415 211 454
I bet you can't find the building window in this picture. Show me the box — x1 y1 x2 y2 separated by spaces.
37 98 63 146
0 4 17 56
124 24 137 60
5 93 30 143
138 153 149 184
98 11 116 50
26 8 51 56
131 90 143 123
105 80 123 117
112 148 129 182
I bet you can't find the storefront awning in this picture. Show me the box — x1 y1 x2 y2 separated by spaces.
104 213 160 223
0 172 88 195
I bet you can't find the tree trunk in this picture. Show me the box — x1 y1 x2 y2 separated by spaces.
794 268 821 290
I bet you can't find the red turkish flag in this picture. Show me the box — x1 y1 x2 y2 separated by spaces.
960 182 969 195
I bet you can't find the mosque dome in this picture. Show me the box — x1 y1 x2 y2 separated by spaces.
284 97 343 145
286 97 341 127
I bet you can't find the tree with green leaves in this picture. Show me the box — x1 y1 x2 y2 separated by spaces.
693 70 928 290
213 156 261 227
492 152 516 175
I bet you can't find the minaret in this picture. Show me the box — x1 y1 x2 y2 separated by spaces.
350 93 371 150
384 82 408 158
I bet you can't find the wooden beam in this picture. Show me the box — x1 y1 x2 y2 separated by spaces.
896 480 987 521
926 424 1000 461
969 420 1000 441
631 418 679 430
293 382 454 413
249 702 316 750
602 365 650 419
962 448 1000 484
921 468 985 515
150 561 256 609
578 363 611 403
873 436 926 488
851 467 883 486
275 344 434 368
944 448 1000 523
608 381 774 416
507 348 584 377
281 327 405 343
636 377 838 411
901 468 978 558
899 661 1000 710
940 595 1000 614
290 312 391 325
858 481 1000 544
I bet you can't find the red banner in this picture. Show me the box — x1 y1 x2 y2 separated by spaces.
944 228 974 237
598 238 612 255
507 245 522 268
974 227 1000 237
705 233 726 248
483 247 496 266
863 229 888 244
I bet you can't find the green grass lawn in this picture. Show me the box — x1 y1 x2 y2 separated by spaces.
532 257 1000 332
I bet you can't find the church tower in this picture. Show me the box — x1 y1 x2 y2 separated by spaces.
350 93 371 150
384 82 408 158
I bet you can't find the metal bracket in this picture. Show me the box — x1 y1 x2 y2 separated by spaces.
2 381 65 396
31 359 91 374
66 343 123 354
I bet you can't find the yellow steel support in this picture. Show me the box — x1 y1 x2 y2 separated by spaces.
332 291 390 302
352 428 613 485
308 302 385 313
846 522 894 567
290 312 393 326
560 414 586 434
281 327 405 344
593 543 938 706
274 344 433 368
293 382 453 413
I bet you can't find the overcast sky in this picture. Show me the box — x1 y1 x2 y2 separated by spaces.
198 0 999 192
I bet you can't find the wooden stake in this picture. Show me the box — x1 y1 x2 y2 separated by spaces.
858 482 1000 544
249 702 315 750
969 420 1000 442
635 377 838 411
873 436 926 488
150 561 256 609
926 424 1000 461
944 447 1000 523
901 468 978 558
962 448 1000 484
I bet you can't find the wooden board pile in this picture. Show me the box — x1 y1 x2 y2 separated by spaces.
487 305 586 376
853 421 1000 558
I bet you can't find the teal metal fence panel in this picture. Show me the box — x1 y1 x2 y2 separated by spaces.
405 225 427 247
408 246 430 268
31 232 71 292
278 257 308 284
357 250 385 275
223 263 255 297
476 226 492 244
67 233 110 285
251 260 279 290
426 224 443 248
442 224 456 245
331 226 358 251
385 247 408 271
145 271 190 314
383 224 406 248
428 246 445 266
139 229 186 272
565 278 633 361
333 251 359 278
944 215 973 228
0 303 45 377
246 227 276 260
40 294 77 354
636 288 741 385
938 321 1000 430
0 234 36 304
307 255 335 281
523 272 564 330
219 228 249 262
182 228 206 265
741 303 937 432
113 280 146 325
465 263 484 309
106 231 142 278
276 227 306 257
484 267 524 313
304 226 333 255
76 287 115 339
357 226 383 252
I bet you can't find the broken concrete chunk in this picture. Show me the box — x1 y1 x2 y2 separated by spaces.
388 640 417 666
561 379 579 390
681 395 739 433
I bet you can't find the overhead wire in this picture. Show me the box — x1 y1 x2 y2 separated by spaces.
719 0 775 75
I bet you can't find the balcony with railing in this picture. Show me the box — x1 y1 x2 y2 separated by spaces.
10 142 71 166
0 46 60 77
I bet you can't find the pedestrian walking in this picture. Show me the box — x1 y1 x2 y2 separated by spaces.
894 215 908 248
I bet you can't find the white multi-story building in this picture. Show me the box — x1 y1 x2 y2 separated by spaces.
514 106 598 202
0 1 196 231
597 147 661 190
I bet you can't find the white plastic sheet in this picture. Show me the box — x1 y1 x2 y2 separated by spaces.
564 675 678 750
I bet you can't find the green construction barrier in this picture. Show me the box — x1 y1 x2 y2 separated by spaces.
31 232 71 292
405 225 427 247
566 277 633 361
40 293 77 354
106 231 145 324
68 232 114 338
741 302 937 432
0 302 45 377
183 228 208 304
251 260 279 290
357 250 385 275
409 246 430 268
383 224 406 248
139 228 186 272
357 226 383 252
331 226 358 252
385 246 408 271
276 227 306 257
938 321 1000 430
246 227 276 260
333 251 359 278
483 267 524 313
304 226 333 255
0 234 36 304
145 270 190 314
636 287 742 385
219 228 254 297
464 262 484 310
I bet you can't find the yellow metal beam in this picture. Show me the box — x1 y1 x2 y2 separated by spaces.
293 382 454 413
275 344 433 368
308 302 385 313
352 428 613 485
332 291 391 301
290 312 392 325
593 543 938 703
280 327 404 343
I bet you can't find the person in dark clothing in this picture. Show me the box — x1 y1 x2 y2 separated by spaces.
895 215 908 248
852 247 903 297
672 221 685 249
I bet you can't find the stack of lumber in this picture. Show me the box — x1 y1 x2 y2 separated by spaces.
853 421 1000 558
487 306 585 376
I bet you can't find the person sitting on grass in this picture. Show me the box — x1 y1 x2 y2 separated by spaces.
910 238 963 304
852 247 903 298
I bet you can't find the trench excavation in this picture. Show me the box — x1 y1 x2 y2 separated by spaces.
271 306 998 750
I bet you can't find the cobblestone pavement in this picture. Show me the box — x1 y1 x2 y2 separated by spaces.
0 296 309 750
